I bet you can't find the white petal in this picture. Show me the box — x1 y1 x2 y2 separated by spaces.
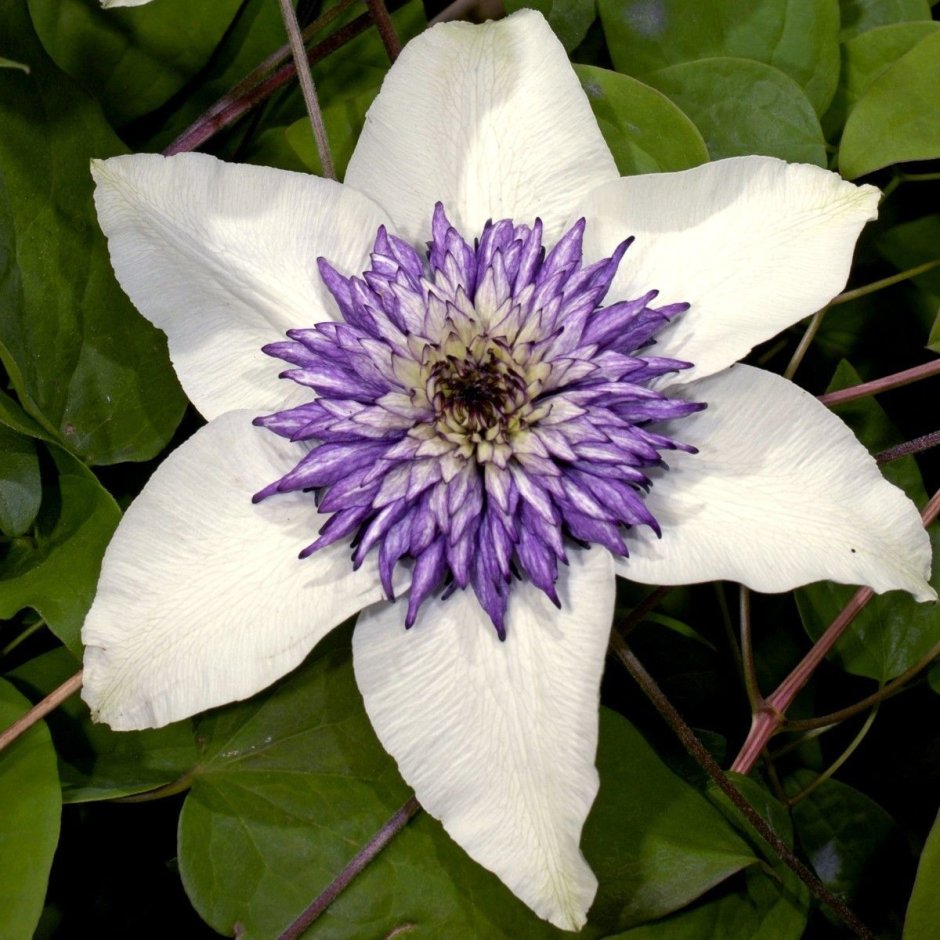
353 547 615 931
92 153 389 419
101 0 152 6
579 156 881 382
618 365 935 601
345 10 618 244
82 411 387 730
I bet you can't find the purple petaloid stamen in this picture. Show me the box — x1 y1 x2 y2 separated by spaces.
255 205 703 637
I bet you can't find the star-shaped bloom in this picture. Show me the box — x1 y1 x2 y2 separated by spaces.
82 11 934 931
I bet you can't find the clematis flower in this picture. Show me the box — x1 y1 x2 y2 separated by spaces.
81 10 934 931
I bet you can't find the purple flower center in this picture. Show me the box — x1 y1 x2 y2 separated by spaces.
254 205 703 637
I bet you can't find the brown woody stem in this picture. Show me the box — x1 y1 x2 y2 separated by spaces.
0 669 83 754
277 796 421 939
609 633 874 940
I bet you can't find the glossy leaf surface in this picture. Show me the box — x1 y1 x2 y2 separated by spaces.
0 0 186 465
0 678 61 940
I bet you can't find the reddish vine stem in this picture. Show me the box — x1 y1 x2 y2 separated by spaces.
608 633 875 940
819 358 940 408
365 0 402 60
173 0 358 150
876 429 940 465
0 669 83 754
277 796 421 940
732 487 940 775
164 10 373 156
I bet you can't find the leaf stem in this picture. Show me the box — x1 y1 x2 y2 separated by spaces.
0 669 83 754
760 747 788 805
277 0 336 180
785 640 940 733
714 583 743 677
828 258 940 307
608 633 875 940
0 616 47 657
739 586 762 712
885 170 940 197
784 259 940 379
783 308 826 380
115 772 196 803
771 724 829 761
786 705 879 806
819 357 940 407
277 796 421 939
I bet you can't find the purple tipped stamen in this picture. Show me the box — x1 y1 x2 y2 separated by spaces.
255 204 703 636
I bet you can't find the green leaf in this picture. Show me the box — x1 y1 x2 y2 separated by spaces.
875 214 940 344
796 361 938 682
929 310 940 355
178 633 756 938
0 677 61 940
241 125 313 175
929 658 940 694
607 778 808 940
798 526 940 682
597 0 840 115
583 710 755 931
821 361 927 501
284 86 379 180
26 0 243 125
0 0 186 464
643 612 718 651
0 443 120 656
707 774 795 859
789 772 896 911
574 65 709 175
644 57 827 165
709 776 808 936
839 0 933 42
0 389 50 441
0 425 40 536
312 0 426 106
605 871 805 939
239 1 426 176
143 0 287 152
877 215 940 297
504 0 596 51
178 632 563 939
10 647 197 803
823 22 940 139
839 31 940 179
903 810 940 939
